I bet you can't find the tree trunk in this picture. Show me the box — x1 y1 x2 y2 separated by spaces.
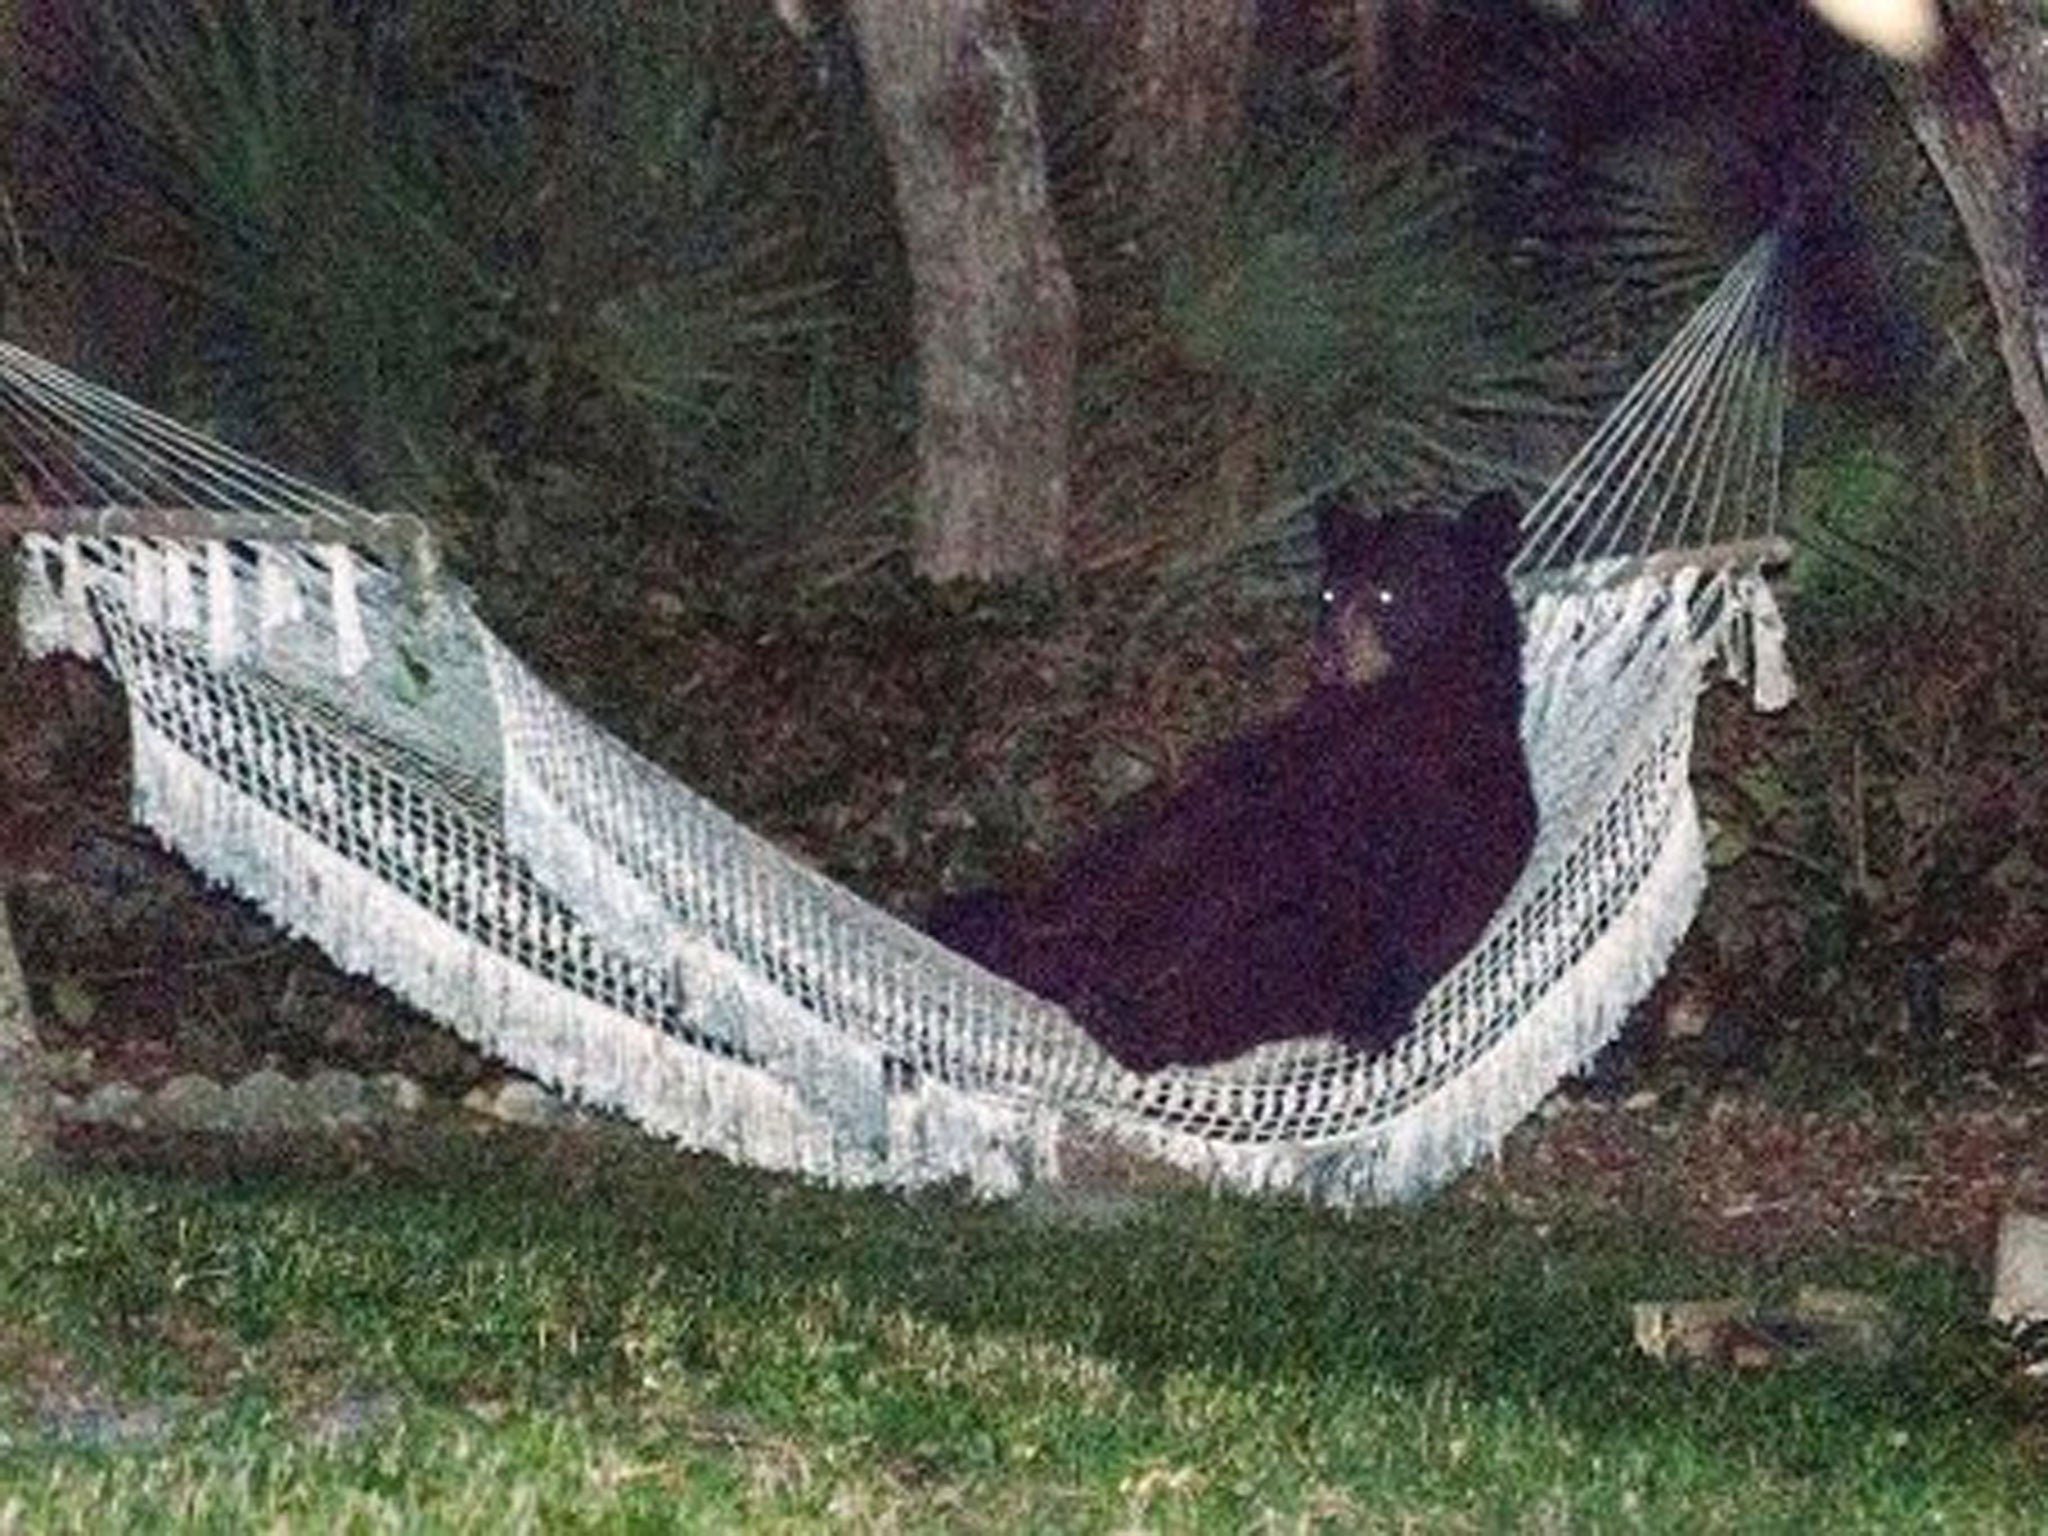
846 0 1078 580
1348 0 1441 148
1895 3 2048 489
1113 0 1256 238
0 888 49 1175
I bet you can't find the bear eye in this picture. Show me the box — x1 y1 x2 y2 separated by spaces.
1374 587 1396 608
1319 587 1336 609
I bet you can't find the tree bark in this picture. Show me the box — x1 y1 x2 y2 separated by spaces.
846 0 1078 580
1113 0 1256 238
1895 3 2048 489
1348 0 1441 147
0 888 49 1176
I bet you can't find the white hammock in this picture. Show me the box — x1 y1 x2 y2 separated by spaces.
2 236 1792 1206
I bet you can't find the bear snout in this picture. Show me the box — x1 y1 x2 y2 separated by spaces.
1313 606 1391 689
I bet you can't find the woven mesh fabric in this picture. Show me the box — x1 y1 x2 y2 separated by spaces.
3 237 1791 1204
14 528 1756 1201
485 559 1743 1202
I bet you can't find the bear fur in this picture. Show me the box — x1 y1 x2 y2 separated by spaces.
928 489 1537 1072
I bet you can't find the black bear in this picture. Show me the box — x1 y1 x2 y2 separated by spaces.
929 489 1537 1072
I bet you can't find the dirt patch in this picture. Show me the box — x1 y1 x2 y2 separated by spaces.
1468 1091 2048 1268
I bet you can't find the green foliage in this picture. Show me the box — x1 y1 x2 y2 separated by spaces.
1781 246 2048 636
87 0 476 489
1766 29 2048 633
46 0 889 557
435 0 880 537
1164 139 1560 511
0 0 25 331
1784 428 1923 623
1691 599 2048 1101
1112 3 1858 590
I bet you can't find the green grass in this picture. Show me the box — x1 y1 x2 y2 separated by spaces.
0 1124 2038 1531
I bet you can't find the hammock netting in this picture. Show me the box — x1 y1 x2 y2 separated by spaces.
2 235 1793 1206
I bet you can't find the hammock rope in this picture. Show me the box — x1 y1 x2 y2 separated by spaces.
1514 233 1788 576
3 234 1791 1204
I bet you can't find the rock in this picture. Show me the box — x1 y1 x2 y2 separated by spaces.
1090 742 1160 806
1633 1288 1898 1370
303 1068 371 1128
319 1003 386 1060
397 1030 484 1089
33 1392 182 1449
1632 1299 1761 1367
1013 1184 1163 1232
48 1066 443 1136
47 976 97 1029
1661 987 1713 1040
1792 1286 1898 1365
1992 1211 2048 1325
367 1072 426 1118
226 1068 301 1132
74 1082 146 1129
153 1073 227 1130
488 1079 570 1128
304 1389 401 1446
41 1047 95 1093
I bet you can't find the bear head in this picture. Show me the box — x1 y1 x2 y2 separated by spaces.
1311 488 1522 690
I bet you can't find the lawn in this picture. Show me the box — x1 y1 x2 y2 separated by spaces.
0 1119 2037 1532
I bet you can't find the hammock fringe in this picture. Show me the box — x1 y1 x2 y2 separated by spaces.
2 234 1792 1207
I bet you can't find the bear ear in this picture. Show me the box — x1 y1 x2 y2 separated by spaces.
1315 494 1370 564
1460 488 1523 569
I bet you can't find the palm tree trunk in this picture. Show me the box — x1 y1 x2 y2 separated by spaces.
0 888 49 1174
846 0 1077 580
1114 0 1255 238
1895 3 2048 490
